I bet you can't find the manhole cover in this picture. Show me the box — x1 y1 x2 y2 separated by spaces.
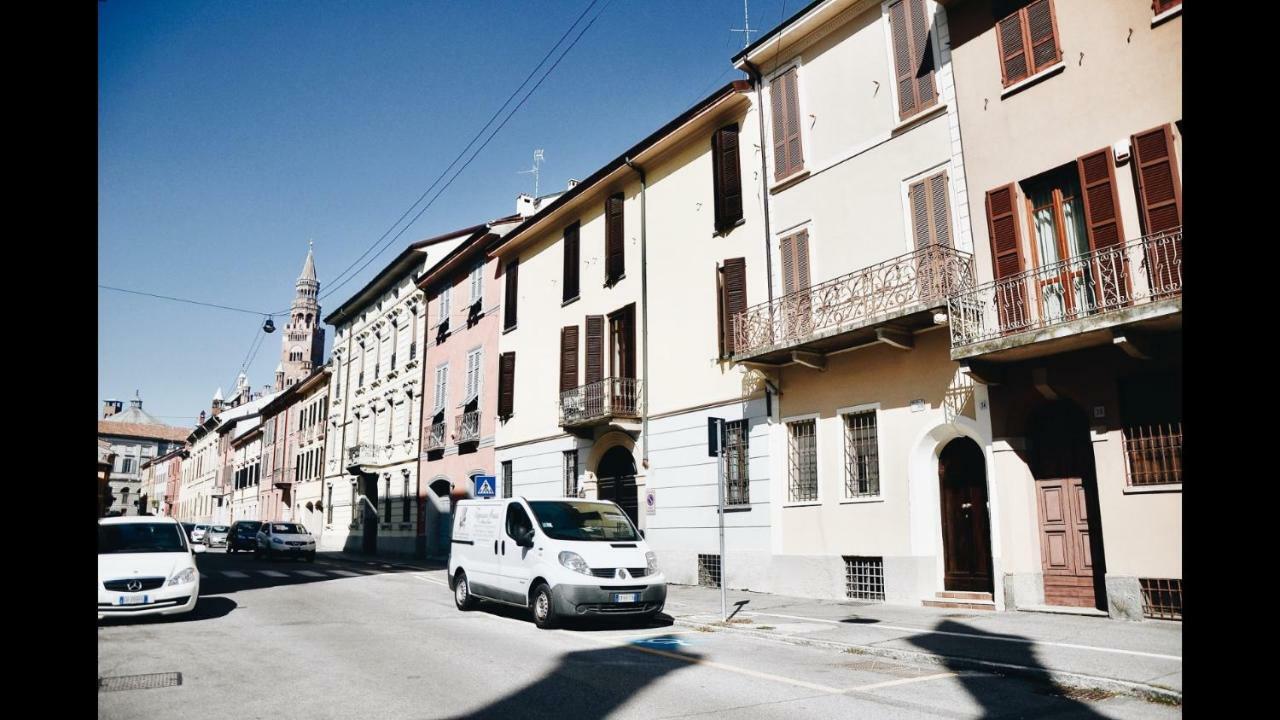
98 672 182 692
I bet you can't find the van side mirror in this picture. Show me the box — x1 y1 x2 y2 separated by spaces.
517 530 535 548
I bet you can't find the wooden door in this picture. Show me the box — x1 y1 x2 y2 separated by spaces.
1035 477 1100 607
938 438 993 593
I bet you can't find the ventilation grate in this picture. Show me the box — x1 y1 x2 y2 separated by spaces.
844 556 885 601
697 554 721 588
1140 578 1182 620
98 672 183 692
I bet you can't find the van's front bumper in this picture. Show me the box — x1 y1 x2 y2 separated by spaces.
552 582 667 617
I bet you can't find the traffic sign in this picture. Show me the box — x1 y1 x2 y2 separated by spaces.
474 475 497 498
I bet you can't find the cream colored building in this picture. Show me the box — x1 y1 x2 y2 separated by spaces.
725 0 994 607
491 80 776 589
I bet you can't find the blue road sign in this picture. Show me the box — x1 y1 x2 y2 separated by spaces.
474 475 497 498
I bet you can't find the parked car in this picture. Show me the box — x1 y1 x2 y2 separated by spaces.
448 498 665 629
256 522 316 562
181 522 196 540
204 525 230 548
226 520 262 553
98 516 204 620
191 524 210 543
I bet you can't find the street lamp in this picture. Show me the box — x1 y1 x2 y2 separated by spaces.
262 317 276 333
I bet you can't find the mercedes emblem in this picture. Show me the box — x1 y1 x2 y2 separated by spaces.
126 580 143 592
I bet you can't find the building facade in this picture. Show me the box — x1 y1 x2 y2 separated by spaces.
941 0 1181 620
98 394 188 516
140 446 185 516
258 367 331 533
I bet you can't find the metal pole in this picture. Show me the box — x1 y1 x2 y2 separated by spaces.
716 420 727 622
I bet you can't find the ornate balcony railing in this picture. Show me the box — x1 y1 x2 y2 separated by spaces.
732 244 974 359
948 228 1182 349
454 411 481 444
559 378 643 428
425 421 446 451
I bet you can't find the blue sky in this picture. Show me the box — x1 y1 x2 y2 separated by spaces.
99 0 793 426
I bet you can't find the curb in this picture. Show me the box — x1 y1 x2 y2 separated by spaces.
670 616 1182 706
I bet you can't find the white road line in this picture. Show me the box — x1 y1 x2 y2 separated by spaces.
413 575 447 587
844 672 957 693
610 630 700 640
296 570 326 578
221 571 249 578
741 612 1182 662
330 570 361 577
258 570 288 578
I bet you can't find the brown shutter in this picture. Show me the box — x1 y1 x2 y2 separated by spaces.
1130 124 1182 235
779 234 796 294
770 71 788 181
503 259 519 329
713 124 743 233
563 221 580 302
997 11 1029 86
889 0 918 118
498 352 515 418
1025 0 1061 73
986 185 1024 280
559 326 579 393
908 0 936 111
929 171 951 248
585 316 604 384
623 305 637 379
721 258 747 355
783 69 803 176
793 230 811 290
1077 148 1124 251
909 180 930 249
605 194 625 283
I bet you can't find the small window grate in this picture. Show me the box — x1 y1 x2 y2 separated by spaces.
1139 578 1182 620
1123 423 1182 486
844 410 880 498
697 554 721 588
725 420 750 505
844 556 885 601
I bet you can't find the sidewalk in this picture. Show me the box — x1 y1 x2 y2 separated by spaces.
664 584 1182 702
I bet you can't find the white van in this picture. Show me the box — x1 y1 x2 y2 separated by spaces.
448 497 666 628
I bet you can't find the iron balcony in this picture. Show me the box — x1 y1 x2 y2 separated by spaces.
559 377 643 433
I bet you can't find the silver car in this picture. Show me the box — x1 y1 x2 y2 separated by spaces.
190 524 210 543
255 522 317 562
203 525 230 548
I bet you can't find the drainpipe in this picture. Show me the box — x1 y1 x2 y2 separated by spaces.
740 60 780 417
624 157 650 472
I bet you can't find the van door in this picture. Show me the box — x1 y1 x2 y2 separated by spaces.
498 501 537 605
454 501 504 599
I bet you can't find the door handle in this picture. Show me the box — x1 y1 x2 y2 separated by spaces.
493 540 498 555
501 541 506 554
961 502 972 509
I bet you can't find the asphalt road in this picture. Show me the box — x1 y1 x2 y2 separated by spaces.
98 551 1179 719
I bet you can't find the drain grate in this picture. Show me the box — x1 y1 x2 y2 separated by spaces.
98 672 182 692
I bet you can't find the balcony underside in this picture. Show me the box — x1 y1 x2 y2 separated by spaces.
731 303 943 366
561 415 641 438
951 297 1181 363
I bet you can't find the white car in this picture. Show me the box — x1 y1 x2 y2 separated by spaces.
449 498 666 629
190 524 210 543
255 522 317 561
98 516 204 620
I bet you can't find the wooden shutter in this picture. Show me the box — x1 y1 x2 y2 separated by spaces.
1153 0 1181 14
497 352 515 418
911 172 952 248
998 0 1061 87
1025 0 1061 73
605 194 625 283
563 221 580 302
996 11 1029 86
1130 124 1182 235
559 326 579 393
503 259 519 329
986 185 1024 280
782 69 803 177
585 316 604 384
712 124 743 233
890 0 937 120
721 258 747 355
770 70 788 180
622 305 637 379
1077 148 1124 251
770 68 803 180
786 230 812 292
908 0 937 110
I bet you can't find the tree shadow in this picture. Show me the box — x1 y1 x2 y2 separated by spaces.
906 620 1107 719
447 637 702 720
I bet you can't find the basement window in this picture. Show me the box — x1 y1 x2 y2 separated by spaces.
844 556 885 602
697 554 721 589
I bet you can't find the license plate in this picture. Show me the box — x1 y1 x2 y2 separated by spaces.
117 595 149 606
611 593 639 603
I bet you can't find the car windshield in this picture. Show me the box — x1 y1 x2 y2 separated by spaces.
194 525 208 531
236 524 260 534
527 501 639 542
210 526 229 532
99 523 188 554
270 523 305 534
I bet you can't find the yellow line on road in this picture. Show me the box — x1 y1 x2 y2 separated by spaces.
844 672 957 693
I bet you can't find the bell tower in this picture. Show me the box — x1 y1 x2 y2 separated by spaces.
278 242 325 390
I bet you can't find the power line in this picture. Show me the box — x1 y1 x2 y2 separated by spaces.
282 0 605 312
99 284 278 317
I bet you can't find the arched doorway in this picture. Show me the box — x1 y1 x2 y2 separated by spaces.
938 437 993 593
1028 401 1107 610
596 446 638 527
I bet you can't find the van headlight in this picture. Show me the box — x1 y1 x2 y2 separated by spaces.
558 551 590 575
167 567 197 586
646 551 659 574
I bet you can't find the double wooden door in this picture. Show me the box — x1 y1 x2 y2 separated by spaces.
1035 477 1102 607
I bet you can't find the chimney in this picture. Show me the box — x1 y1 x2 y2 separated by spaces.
130 390 143 411
566 179 579 190
516 193 537 217
102 399 123 418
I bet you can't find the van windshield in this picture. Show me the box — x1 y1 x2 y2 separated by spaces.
527 501 639 542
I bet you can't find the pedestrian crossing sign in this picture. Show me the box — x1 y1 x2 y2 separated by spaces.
474 475 497 498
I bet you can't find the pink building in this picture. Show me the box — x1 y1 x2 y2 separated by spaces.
416 214 522 557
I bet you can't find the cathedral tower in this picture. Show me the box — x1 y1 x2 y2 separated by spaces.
277 243 325 390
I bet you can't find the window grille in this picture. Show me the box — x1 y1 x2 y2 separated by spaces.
1140 578 1182 620
844 556 885 601
725 420 749 505
562 452 578 497
844 411 880 498
787 419 818 502
697 554 721 588
1124 423 1182 486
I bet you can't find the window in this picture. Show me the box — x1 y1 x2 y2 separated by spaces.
497 353 516 420
390 322 398 370
469 262 484 304
909 170 952 249
351 484 360 529
605 194 625 285
698 554 722 588
327 485 334 523
1152 0 1181 17
409 307 418 359
502 460 513 499
122 458 135 474
995 0 1061 88
769 66 803 180
1021 164 1091 322
563 221 581 302
717 258 748 357
844 556 886 601
843 410 880 498
464 348 482 404
1120 372 1182 487
562 451 578 497
1140 578 1182 620
438 286 451 333
560 325 579 393
434 364 449 413
787 418 818 502
505 501 533 540
608 304 636 380
725 420 749 505
384 476 392 520
711 124 743 232
403 476 411 522
503 260 519 330
888 0 937 120
405 390 414 436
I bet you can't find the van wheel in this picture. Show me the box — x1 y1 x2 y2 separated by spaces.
531 583 557 629
454 571 477 611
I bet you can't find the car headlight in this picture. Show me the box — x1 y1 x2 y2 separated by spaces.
272 537 284 544
558 551 590 575
646 551 659 574
167 567 197 586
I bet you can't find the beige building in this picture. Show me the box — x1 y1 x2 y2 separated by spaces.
941 0 1181 620
723 0 994 607
492 80 776 588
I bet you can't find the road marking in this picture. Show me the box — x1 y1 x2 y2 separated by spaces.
413 575 447 587
844 672 957 693
221 571 249 578
742 612 1182 662
330 570 361 577
296 570 326 577
258 570 288 578
613 630 699 640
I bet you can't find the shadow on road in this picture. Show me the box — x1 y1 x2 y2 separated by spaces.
189 550 442 599
98 596 238 626
468 597 674 632
906 619 1106 719
448 637 702 720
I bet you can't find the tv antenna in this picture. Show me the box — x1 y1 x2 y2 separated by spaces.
517 148 545 197
730 0 755 48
